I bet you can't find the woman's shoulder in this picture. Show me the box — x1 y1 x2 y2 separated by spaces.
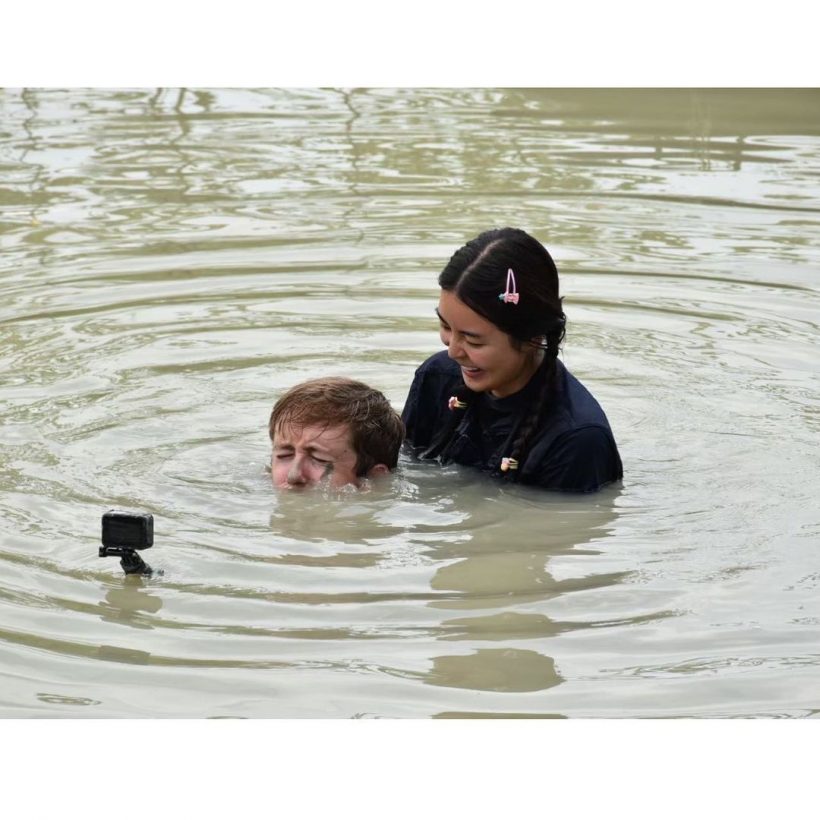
406 350 462 401
414 349 461 378
554 361 616 431
402 350 463 447
523 362 622 491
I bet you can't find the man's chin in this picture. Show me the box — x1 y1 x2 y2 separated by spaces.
275 480 360 492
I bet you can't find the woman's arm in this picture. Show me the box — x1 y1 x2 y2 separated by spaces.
528 426 623 493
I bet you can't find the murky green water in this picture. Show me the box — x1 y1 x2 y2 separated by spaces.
1 88 819 718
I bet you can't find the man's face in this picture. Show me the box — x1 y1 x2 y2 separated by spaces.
271 421 362 490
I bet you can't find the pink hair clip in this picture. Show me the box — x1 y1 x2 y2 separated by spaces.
448 396 467 411
498 268 519 304
500 457 519 472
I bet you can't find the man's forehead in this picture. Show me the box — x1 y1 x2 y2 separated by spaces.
274 421 353 448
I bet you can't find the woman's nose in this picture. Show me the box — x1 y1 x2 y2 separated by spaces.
446 335 463 360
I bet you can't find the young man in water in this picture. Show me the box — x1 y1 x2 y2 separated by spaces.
268 377 405 490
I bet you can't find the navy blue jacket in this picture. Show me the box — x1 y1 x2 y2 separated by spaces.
402 350 623 492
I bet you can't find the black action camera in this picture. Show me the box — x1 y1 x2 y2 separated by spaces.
99 511 155 576
102 511 153 550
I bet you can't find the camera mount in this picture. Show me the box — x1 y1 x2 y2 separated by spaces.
98 544 154 576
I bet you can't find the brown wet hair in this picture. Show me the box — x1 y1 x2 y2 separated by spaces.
269 377 405 476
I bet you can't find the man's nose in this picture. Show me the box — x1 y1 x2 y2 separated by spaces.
287 456 308 485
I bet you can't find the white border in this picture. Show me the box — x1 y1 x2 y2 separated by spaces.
3 1 819 86
3 719 816 819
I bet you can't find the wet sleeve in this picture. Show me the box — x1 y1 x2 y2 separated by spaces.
401 365 436 450
402 361 454 452
401 366 432 449
532 426 623 493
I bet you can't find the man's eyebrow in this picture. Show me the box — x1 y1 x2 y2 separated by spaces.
435 308 484 339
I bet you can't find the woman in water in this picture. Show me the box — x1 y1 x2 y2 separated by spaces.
402 227 622 492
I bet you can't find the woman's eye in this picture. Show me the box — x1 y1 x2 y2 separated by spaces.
465 340 483 348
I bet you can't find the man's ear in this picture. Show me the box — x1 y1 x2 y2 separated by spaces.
366 463 390 478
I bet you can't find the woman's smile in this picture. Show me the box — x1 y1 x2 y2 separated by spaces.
460 364 485 385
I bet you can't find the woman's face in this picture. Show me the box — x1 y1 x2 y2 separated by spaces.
437 290 543 398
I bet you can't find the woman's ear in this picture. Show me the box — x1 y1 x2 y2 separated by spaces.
366 463 390 478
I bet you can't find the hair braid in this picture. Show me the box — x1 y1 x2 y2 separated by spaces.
420 383 476 461
503 361 555 478
502 310 566 479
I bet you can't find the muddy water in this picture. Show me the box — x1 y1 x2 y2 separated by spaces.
1 88 819 717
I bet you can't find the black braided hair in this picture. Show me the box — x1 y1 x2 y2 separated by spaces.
419 382 475 461
438 227 566 478
504 313 566 477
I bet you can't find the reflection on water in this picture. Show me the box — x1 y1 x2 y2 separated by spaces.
1 88 819 717
424 648 563 693
100 581 163 630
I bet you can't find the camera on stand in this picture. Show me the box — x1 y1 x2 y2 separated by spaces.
99 511 155 576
